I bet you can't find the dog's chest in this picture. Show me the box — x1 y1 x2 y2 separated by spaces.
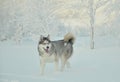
42 54 55 63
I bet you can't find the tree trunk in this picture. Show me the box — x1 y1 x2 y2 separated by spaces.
89 0 95 49
90 24 94 49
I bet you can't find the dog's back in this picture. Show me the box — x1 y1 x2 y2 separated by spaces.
51 40 64 56
51 33 75 58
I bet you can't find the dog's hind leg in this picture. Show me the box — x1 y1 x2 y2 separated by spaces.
61 55 67 72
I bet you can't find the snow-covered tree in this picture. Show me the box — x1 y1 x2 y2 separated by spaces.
13 24 24 44
103 0 120 36
0 0 120 45
88 0 110 49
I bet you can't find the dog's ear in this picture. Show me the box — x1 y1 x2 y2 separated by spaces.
40 35 43 41
47 34 50 39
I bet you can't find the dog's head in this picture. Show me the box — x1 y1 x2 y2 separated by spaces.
39 35 51 53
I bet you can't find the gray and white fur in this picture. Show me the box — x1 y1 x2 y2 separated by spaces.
38 33 75 75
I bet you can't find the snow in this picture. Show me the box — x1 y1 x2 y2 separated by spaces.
0 36 120 82
0 0 120 82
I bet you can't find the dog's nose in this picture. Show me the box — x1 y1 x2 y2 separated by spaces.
47 46 49 49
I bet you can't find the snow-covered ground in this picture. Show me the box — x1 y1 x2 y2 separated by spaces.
0 36 120 82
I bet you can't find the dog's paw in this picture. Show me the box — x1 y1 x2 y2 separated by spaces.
60 68 64 72
40 72 45 76
53 71 61 75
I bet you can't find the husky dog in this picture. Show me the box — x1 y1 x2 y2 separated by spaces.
38 33 75 75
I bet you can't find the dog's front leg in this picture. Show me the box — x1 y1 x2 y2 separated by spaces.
40 59 46 75
54 57 59 72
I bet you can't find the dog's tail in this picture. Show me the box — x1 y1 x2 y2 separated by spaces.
64 32 75 44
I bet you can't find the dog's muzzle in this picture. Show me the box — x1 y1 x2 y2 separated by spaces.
43 47 49 53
